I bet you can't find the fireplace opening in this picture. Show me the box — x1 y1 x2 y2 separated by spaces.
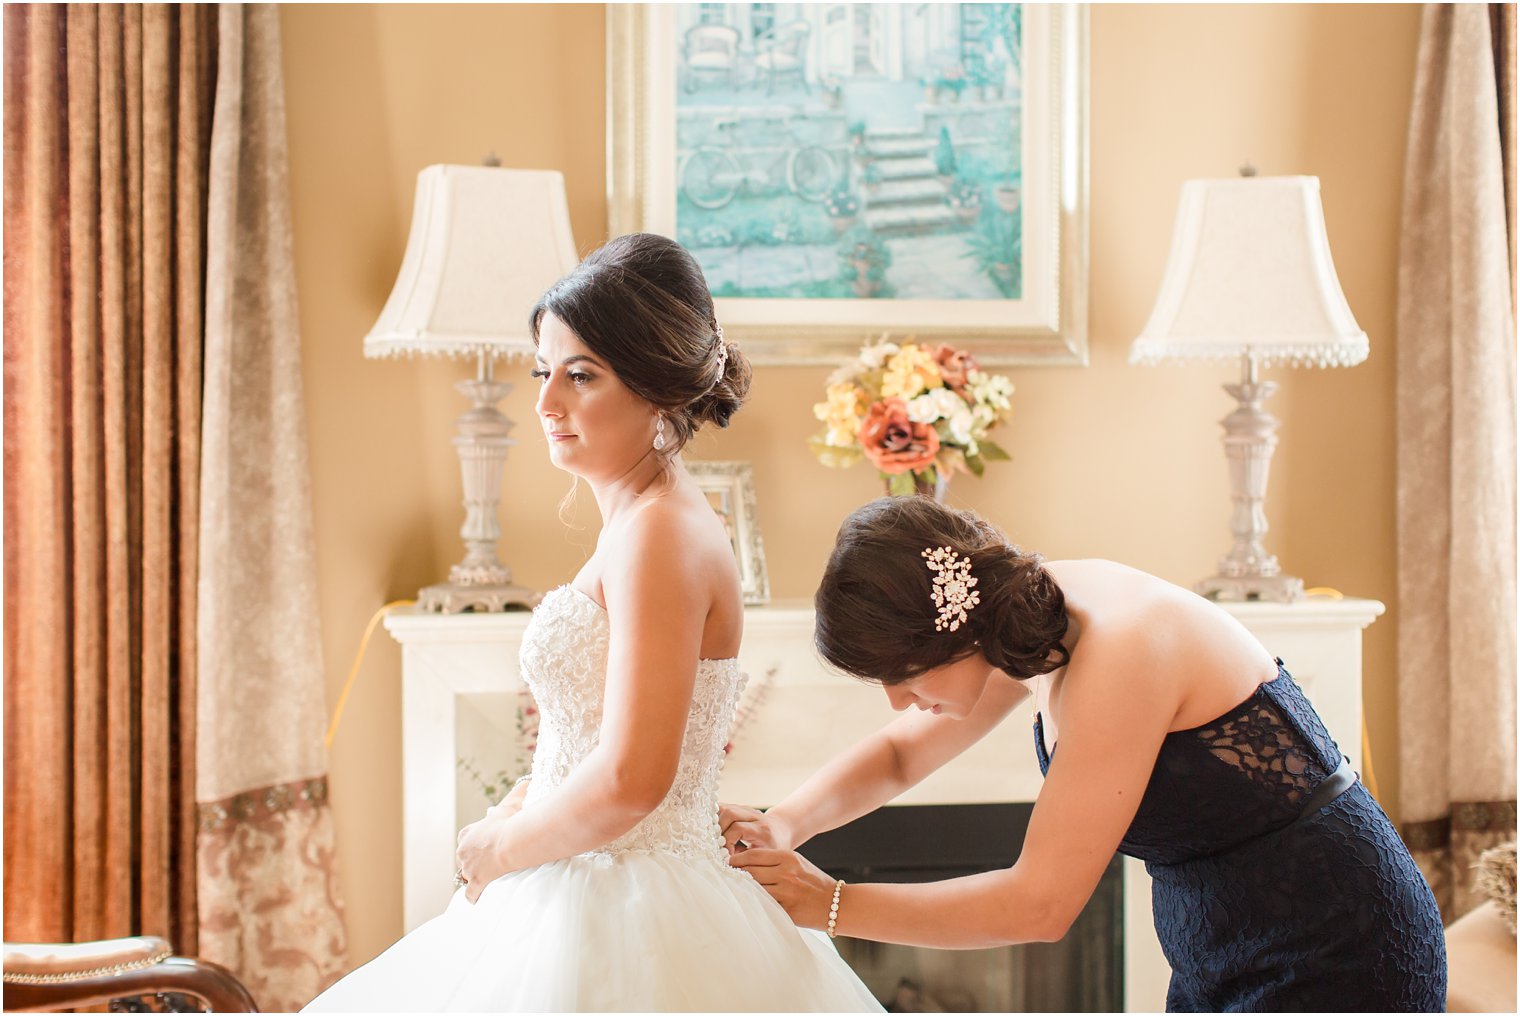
797 803 1123 1012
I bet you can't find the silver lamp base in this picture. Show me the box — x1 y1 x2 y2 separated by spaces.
1198 355 1306 604
1196 573 1305 603
418 579 539 613
420 355 540 614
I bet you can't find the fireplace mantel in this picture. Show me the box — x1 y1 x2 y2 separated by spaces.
386 596 1381 1011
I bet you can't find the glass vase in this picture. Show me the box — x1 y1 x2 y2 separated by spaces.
885 471 950 502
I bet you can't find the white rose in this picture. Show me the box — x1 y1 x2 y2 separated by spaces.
906 393 943 424
948 408 976 446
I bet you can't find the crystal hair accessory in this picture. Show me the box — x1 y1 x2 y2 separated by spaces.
921 545 980 632
712 325 728 379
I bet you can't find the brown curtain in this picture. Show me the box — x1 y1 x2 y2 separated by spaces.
3 4 216 950
1395 2 1518 921
4 10 345 1005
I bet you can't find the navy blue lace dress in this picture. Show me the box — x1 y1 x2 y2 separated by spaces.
1034 659 1446 1012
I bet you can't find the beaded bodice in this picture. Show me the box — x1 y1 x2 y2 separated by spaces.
518 585 745 862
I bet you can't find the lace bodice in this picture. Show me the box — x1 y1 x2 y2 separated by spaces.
517 585 745 863
1033 659 1342 864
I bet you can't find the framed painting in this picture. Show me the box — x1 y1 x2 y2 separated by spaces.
608 3 1088 366
686 460 770 605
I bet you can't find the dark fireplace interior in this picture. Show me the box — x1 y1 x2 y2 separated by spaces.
798 803 1123 1012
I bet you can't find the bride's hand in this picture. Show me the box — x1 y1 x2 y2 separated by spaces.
719 803 794 855
728 847 836 931
486 777 531 821
455 811 519 904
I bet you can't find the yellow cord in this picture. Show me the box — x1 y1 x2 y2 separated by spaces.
325 600 416 750
1361 713 1381 802
1303 587 1345 599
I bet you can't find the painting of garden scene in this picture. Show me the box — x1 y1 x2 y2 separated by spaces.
673 3 1023 302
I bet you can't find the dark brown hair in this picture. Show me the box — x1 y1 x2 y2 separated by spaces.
814 496 1071 684
529 233 751 454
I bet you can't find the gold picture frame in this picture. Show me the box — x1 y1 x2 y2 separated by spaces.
687 460 770 605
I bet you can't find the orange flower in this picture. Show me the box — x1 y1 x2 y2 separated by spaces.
932 344 980 392
857 398 941 475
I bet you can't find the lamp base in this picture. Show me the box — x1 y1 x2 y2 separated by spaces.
420 356 542 615
418 579 541 614
1200 354 1306 605
1196 573 1305 603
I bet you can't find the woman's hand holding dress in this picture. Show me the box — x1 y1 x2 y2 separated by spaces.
728 847 836 930
719 803 795 855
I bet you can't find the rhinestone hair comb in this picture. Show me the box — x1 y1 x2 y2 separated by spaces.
921 545 980 632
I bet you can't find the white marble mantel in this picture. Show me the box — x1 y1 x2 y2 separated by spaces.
385 595 1382 1012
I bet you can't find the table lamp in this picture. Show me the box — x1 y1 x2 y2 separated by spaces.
365 164 578 612
1130 174 1368 602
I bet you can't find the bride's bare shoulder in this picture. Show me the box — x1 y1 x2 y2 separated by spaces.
602 489 732 587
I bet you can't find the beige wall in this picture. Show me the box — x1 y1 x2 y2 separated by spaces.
282 3 1422 964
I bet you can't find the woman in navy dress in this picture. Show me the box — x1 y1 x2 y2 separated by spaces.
725 496 1446 1011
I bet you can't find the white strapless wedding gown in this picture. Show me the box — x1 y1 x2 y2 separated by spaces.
306 585 881 1012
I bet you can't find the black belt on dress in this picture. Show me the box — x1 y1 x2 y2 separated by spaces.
1289 755 1357 829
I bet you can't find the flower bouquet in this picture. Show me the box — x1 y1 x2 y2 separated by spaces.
810 338 1014 497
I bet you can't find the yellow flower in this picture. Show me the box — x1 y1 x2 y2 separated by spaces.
880 343 943 399
813 383 867 447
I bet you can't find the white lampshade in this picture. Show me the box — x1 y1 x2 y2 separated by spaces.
1129 176 1368 369
364 164 579 360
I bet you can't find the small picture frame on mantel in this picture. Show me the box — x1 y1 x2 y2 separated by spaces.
687 460 770 605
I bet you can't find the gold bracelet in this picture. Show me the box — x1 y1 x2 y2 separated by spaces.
827 878 845 939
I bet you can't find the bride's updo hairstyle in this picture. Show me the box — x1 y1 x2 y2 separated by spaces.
814 496 1071 685
529 232 751 455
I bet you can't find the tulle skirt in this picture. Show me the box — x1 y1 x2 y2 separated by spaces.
304 849 882 1012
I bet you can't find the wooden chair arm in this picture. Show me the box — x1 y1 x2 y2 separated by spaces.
3 939 258 1013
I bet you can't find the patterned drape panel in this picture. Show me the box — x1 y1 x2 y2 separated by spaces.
3 3 215 951
1395 2 1518 920
193 6 349 1010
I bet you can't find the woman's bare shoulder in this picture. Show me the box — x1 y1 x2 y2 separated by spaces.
1050 560 1195 633
602 487 736 588
1060 564 1272 726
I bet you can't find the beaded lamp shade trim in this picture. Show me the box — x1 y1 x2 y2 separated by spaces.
1129 336 1369 369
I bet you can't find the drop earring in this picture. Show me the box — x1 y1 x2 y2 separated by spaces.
653 415 667 452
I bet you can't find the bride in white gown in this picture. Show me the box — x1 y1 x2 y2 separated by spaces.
305 234 880 1013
